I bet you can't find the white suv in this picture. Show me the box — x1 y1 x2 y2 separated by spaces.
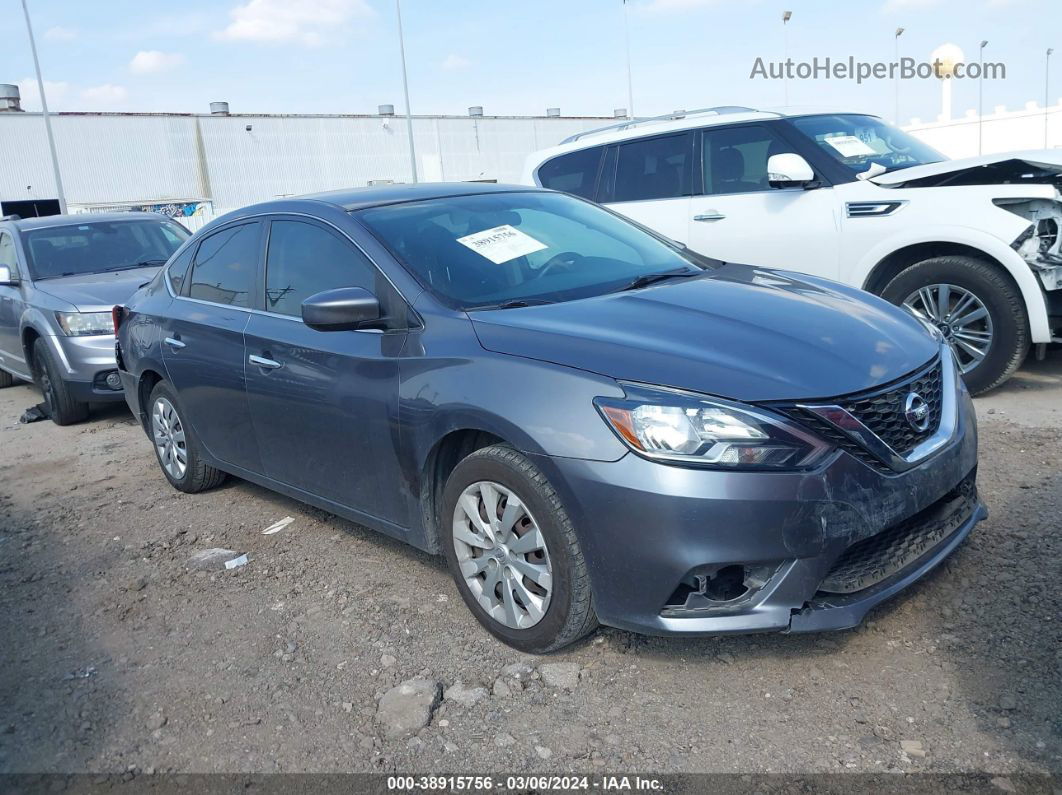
522 107 1062 394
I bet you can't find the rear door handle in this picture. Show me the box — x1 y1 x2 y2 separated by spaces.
163 336 185 350
248 354 282 370
693 211 726 222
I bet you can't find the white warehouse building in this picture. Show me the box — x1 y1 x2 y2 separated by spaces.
0 89 613 228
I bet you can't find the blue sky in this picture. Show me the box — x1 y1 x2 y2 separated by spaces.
0 0 1058 124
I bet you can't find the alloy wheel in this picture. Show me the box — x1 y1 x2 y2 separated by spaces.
903 283 993 373
451 480 553 630
152 397 188 480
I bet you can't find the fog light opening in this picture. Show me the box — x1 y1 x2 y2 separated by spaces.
105 371 123 390
697 565 749 602
662 562 782 614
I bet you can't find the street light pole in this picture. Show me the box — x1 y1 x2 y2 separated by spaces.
623 0 635 118
1047 48 1054 149
782 11 792 106
395 0 418 183
978 39 988 155
20 0 67 214
894 27 905 125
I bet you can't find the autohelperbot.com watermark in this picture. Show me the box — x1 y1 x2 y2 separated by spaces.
750 56 1005 83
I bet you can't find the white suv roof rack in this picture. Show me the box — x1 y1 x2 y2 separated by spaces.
559 106 768 145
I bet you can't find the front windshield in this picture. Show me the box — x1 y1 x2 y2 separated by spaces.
24 218 190 280
357 191 707 309
789 114 946 176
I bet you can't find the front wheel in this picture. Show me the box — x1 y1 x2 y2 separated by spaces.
441 445 597 654
880 256 1029 395
32 338 89 425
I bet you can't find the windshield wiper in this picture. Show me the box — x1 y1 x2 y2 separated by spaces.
616 268 701 293
470 298 556 311
106 259 167 272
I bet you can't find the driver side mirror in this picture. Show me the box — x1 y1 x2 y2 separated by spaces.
0 265 18 286
302 286 381 331
767 153 816 188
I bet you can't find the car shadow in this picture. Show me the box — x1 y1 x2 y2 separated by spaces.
0 506 130 773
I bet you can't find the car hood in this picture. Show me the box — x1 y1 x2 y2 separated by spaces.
33 267 161 312
869 149 1062 188
469 264 939 403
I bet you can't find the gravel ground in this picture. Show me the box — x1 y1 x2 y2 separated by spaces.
0 351 1059 777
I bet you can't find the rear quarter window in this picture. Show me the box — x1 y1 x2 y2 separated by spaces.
536 147 604 200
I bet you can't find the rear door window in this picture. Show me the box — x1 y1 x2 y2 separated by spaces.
187 223 260 308
536 147 604 200
166 246 194 295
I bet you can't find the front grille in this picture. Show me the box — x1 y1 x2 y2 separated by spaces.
817 473 976 595
841 359 943 456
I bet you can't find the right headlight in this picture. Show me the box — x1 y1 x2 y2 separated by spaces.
595 383 833 470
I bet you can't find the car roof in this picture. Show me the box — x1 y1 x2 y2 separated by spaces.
5 211 172 232
525 106 878 167
300 182 550 211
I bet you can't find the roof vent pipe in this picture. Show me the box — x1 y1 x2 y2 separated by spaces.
0 84 23 112
468 106 484 117
209 101 230 115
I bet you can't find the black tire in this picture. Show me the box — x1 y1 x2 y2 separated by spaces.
31 338 90 426
146 380 227 493
879 255 1029 395
0 369 16 388
441 445 597 654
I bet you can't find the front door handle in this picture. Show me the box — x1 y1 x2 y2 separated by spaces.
163 336 185 350
249 354 282 370
693 211 726 222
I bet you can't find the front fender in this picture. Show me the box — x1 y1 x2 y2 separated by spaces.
855 225 1051 342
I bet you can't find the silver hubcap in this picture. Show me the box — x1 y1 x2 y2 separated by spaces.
152 397 187 480
452 481 553 630
903 283 993 373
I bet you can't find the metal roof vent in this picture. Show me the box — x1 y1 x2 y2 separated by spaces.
378 104 395 116
613 108 627 118
546 107 561 117
0 84 23 113
209 101 230 115
672 109 687 117
468 106 484 117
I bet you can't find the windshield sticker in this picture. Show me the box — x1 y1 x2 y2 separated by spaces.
456 225 548 264
823 134 877 158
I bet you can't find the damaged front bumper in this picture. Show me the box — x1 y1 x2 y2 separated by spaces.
998 195 1062 293
535 387 981 637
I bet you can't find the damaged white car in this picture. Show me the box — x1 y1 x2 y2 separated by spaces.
523 109 1062 393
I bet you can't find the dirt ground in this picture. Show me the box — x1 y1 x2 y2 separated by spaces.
0 351 1059 777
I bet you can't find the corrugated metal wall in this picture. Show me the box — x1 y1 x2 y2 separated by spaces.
0 112 608 212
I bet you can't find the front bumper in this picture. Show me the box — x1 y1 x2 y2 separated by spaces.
42 333 125 402
535 388 981 636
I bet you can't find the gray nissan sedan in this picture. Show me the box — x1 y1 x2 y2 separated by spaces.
115 183 984 653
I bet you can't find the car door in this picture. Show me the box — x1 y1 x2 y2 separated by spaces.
162 220 262 473
243 217 410 526
600 132 695 244
0 230 26 374
687 124 841 279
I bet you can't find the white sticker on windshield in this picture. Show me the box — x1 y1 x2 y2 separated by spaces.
456 224 548 264
823 134 876 158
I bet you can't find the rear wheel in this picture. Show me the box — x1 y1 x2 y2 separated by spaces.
31 338 89 425
880 255 1029 395
441 445 597 654
148 381 227 493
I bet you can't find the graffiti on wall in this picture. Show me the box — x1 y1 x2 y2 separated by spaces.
137 202 207 218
